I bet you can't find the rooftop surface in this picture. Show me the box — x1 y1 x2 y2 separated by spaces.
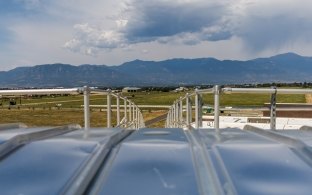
1 124 312 195
202 116 312 130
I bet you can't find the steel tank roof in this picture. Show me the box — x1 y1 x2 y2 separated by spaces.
0 124 312 195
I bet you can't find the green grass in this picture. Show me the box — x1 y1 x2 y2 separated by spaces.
124 91 188 105
0 108 120 127
0 90 307 127
2 91 304 108
226 94 305 106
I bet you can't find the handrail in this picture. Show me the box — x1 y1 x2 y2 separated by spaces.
0 88 80 95
223 87 312 94
166 85 312 132
0 86 145 137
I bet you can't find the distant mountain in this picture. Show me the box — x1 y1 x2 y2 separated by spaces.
1 52 312 87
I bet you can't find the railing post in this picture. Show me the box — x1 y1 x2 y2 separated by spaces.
172 102 175 127
166 111 170 127
186 94 190 128
172 107 174 127
270 87 277 130
129 101 132 125
124 98 127 125
107 91 112 128
169 106 174 127
132 103 135 126
195 89 199 129
189 96 193 126
83 86 90 136
198 94 203 127
179 98 183 125
141 113 144 127
117 93 120 126
175 102 179 127
214 85 220 132
136 107 139 129
134 106 137 129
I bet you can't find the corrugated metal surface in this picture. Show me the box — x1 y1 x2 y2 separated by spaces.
0 125 132 195
196 128 312 195
89 128 200 195
0 124 312 195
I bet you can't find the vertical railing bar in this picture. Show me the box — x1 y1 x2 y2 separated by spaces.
186 94 190 128
189 97 193 127
195 89 199 129
198 94 203 127
134 106 137 129
214 85 220 132
136 107 139 129
175 103 179 127
132 103 135 128
173 104 176 127
124 98 127 127
129 101 132 126
116 93 120 126
132 103 136 125
179 98 183 125
107 91 112 128
171 105 174 127
175 103 177 127
138 108 140 128
83 86 90 137
270 87 277 130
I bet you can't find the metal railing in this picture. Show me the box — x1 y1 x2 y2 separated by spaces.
0 87 145 136
166 85 312 131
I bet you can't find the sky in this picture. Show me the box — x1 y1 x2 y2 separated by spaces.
1 0 312 70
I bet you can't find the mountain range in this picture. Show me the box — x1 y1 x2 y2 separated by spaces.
1 52 312 87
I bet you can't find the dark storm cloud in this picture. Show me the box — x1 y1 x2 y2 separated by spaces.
64 0 312 55
238 11 312 51
123 0 232 42
125 0 232 41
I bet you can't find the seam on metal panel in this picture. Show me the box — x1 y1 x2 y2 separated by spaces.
211 146 237 195
86 145 123 195
0 124 80 160
185 130 227 195
0 123 27 131
244 126 312 167
62 129 133 195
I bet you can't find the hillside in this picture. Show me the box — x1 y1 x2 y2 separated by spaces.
1 53 312 87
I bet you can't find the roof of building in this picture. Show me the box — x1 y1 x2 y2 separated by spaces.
123 87 141 90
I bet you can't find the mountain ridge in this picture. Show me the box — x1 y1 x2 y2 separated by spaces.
1 53 312 87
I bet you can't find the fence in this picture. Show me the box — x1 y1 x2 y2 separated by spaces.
166 85 312 131
0 87 145 136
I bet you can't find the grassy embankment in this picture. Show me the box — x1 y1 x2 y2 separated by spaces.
0 91 306 127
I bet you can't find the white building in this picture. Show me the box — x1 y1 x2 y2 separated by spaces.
122 87 141 93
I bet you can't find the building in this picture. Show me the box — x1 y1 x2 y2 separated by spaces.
173 86 188 92
122 87 141 93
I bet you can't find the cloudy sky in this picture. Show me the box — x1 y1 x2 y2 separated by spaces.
1 0 312 70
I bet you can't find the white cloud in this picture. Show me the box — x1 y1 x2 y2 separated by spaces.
2 0 312 70
63 0 312 56
63 0 234 54
64 23 127 55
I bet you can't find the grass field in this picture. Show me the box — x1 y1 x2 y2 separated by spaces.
0 90 307 127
